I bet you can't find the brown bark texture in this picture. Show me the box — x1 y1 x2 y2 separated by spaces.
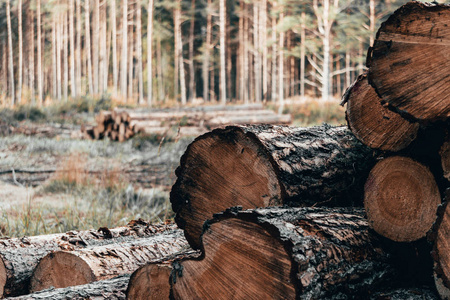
367 1 450 122
29 226 188 292
126 250 198 300
364 156 441 242
171 124 376 249
431 192 450 300
8 275 129 300
0 221 177 297
441 138 450 182
170 207 398 300
342 74 419 151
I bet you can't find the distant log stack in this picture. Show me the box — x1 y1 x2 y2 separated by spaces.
83 104 292 142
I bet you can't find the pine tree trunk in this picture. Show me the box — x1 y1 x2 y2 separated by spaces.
121 0 128 99
147 0 154 105
300 11 306 100
136 2 144 104
271 2 276 102
52 18 57 99
253 2 261 103
76 0 82 96
6 0 15 106
86 0 94 95
156 25 164 101
261 0 267 101
171 207 399 299
111 0 118 96
102 1 109 93
278 10 284 112
69 0 76 97
176 2 187 105
29 8 35 102
188 0 196 102
93 0 99 94
37 0 43 103
30 229 188 292
243 2 249 103
174 4 179 103
219 0 226 105
171 124 376 249
238 1 244 102
18 0 23 103
127 5 134 101
202 0 212 102
63 13 69 101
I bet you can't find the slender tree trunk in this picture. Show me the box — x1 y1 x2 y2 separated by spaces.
238 1 244 102
102 1 108 93
136 2 144 104
203 0 212 102
76 0 82 96
64 12 69 101
300 11 306 100
121 0 128 98
52 18 57 99
18 0 23 103
2 42 7 96
174 1 186 105
156 25 164 102
278 9 284 113
93 0 100 94
174 4 179 102
188 0 196 102
111 0 118 96
243 2 249 103
147 0 154 105
37 0 43 103
219 0 226 105
29 8 35 102
369 0 375 46
86 0 94 95
69 0 76 97
261 0 268 101
345 49 351 88
322 0 330 101
271 2 277 102
6 0 14 106
336 56 341 97
253 2 261 103
358 40 364 74
128 4 134 101
57 12 62 101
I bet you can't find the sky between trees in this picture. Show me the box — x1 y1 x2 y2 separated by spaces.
0 0 428 108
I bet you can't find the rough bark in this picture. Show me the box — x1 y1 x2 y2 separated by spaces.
8 275 129 300
0 222 180 297
147 0 154 105
126 251 198 300
441 139 450 182
121 0 128 98
18 0 23 102
171 207 398 299
370 287 440 300
431 194 450 299
6 0 15 105
219 0 226 105
342 74 419 151
171 124 376 249
364 156 441 242
86 0 94 95
37 0 43 103
30 226 188 292
136 2 144 104
367 1 450 122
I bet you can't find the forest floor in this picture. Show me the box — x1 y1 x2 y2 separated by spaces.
0 97 346 238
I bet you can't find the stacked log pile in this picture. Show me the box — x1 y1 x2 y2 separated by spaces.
83 104 292 142
2 2 449 299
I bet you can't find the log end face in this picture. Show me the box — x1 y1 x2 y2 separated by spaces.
440 140 450 181
126 264 171 300
346 75 419 151
170 127 282 249
0 257 6 297
30 251 95 293
365 156 441 242
171 219 295 299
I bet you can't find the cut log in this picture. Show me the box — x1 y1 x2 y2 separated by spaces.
432 196 450 299
441 139 450 181
367 1 450 122
95 110 112 125
171 207 398 299
30 227 188 292
343 74 419 151
171 124 376 249
0 221 178 297
8 275 129 300
370 287 440 300
364 156 441 242
126 250 198 300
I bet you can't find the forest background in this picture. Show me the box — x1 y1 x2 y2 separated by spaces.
0 0 436 109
